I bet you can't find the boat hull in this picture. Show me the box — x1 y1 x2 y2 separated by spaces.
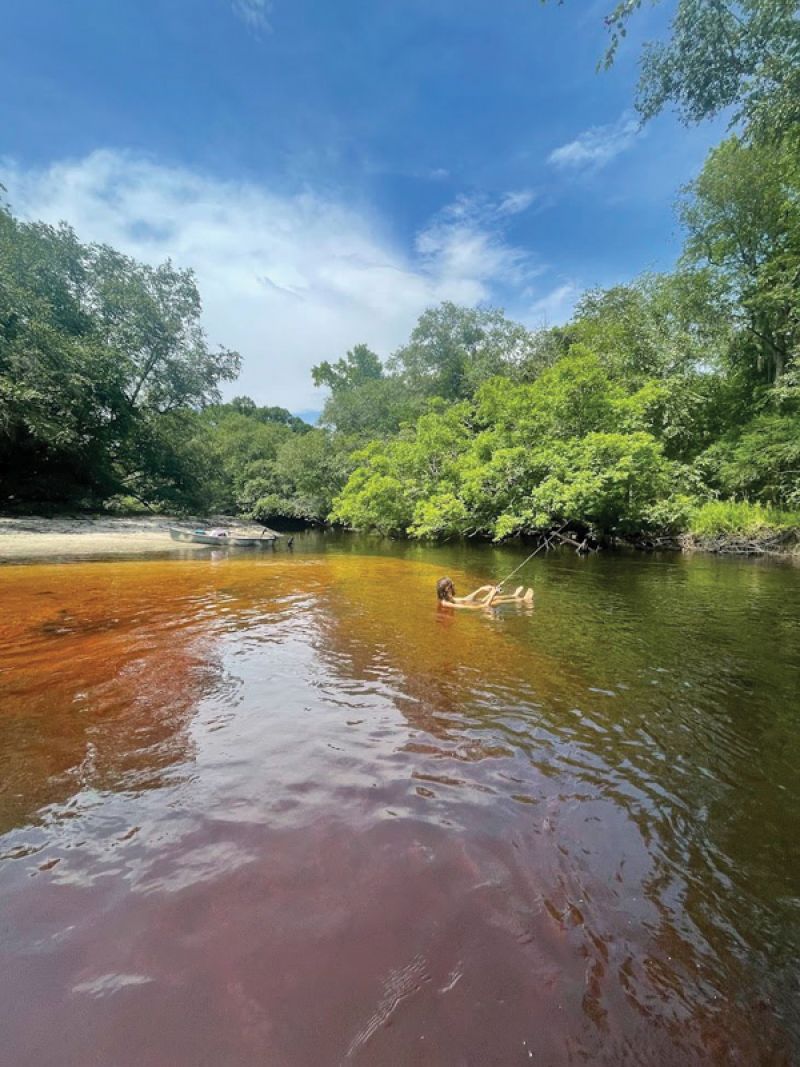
169 527 276 547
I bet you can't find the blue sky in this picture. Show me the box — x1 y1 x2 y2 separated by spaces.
1 0 725 413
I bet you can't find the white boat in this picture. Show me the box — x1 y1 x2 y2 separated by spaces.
169 527 277 547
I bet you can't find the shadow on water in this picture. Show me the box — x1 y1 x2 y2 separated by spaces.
0 536 798 1065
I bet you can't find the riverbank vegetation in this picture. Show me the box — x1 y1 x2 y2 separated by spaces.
1 0 798 550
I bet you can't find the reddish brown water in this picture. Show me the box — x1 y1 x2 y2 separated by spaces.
1 538 799 1065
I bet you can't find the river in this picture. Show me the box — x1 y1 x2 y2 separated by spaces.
1 535 798 1065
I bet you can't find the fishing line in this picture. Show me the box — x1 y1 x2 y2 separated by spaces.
495 540 549 590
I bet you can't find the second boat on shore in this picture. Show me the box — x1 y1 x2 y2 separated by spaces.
169 526 279 548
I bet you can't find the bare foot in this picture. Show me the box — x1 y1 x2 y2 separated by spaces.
524 588 534 603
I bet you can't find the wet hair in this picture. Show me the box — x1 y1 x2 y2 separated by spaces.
437 577 455 602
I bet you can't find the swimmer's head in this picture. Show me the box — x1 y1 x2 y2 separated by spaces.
437 577 455 602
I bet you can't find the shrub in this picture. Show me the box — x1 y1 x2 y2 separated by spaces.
688 500 800 538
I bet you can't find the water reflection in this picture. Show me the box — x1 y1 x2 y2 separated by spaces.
0 547 798 1065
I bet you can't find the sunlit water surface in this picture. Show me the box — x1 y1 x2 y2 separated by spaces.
1 534 799 1066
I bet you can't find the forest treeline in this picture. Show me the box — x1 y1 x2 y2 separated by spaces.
1 0 798 544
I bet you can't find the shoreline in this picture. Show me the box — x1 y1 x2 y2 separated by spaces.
679 533 800 559
0 515 277 561
1 514 798 563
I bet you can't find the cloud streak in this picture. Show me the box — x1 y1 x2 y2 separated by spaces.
528 282 580 324
415 190 540 292
231 0 272 33
548 113 640 171
1 152 548 411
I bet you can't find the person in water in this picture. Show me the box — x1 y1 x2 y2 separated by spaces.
436 577 533 608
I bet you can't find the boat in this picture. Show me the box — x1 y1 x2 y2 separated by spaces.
230 534 277 547
169 527 277 547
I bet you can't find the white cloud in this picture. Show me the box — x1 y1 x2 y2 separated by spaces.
231 0 272 34
547 114 640 171
415 192 540 293
496 189 536 216
1 152 544 411
528 282 580 325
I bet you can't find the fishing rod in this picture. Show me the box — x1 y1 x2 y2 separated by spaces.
494 523 570 590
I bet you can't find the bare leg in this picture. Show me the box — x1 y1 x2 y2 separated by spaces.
524 588 534 603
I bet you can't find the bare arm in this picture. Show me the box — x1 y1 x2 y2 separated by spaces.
455 584 494 603
444 586 497 609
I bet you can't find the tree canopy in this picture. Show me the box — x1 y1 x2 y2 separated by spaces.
3 0 799 543
0 206 239 508
597 0 800 139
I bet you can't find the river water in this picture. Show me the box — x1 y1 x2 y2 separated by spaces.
1 535 798 1066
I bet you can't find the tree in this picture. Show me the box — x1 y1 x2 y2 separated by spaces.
389 302 540 400
698 411 800 506
312 343 383 393
0 203 240 507
317 375 423 438
680 136 800 382
571 273 730 381
312 342 424 438
594 0 800 140
329 439 417 534
506 431 675 537
222 396 311 433
200 409 293 513
525 346 623 440
88 244 239 414
271 429 353 522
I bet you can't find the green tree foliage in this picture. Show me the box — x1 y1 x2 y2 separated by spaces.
389 302 543 400
312 305 549 443
308 73 800 548
329 404 474 536
312 343 383 393
195 399 351 525
331 346 682 541
593 0 800 140
0 205 239 508
327 269 797 539
6 0 800 546
272 428 354 520
312 343 424 438
332 406 680 542
242 428 353 525
5 185 797 537
200 409 294 512
317 375 424 439
680 136 800 383
226 395 311 432
570 272 730 380
695 408 800 507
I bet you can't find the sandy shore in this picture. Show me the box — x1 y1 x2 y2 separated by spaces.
0 515 276 561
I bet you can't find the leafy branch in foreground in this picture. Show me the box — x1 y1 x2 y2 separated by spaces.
545 0 800 140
